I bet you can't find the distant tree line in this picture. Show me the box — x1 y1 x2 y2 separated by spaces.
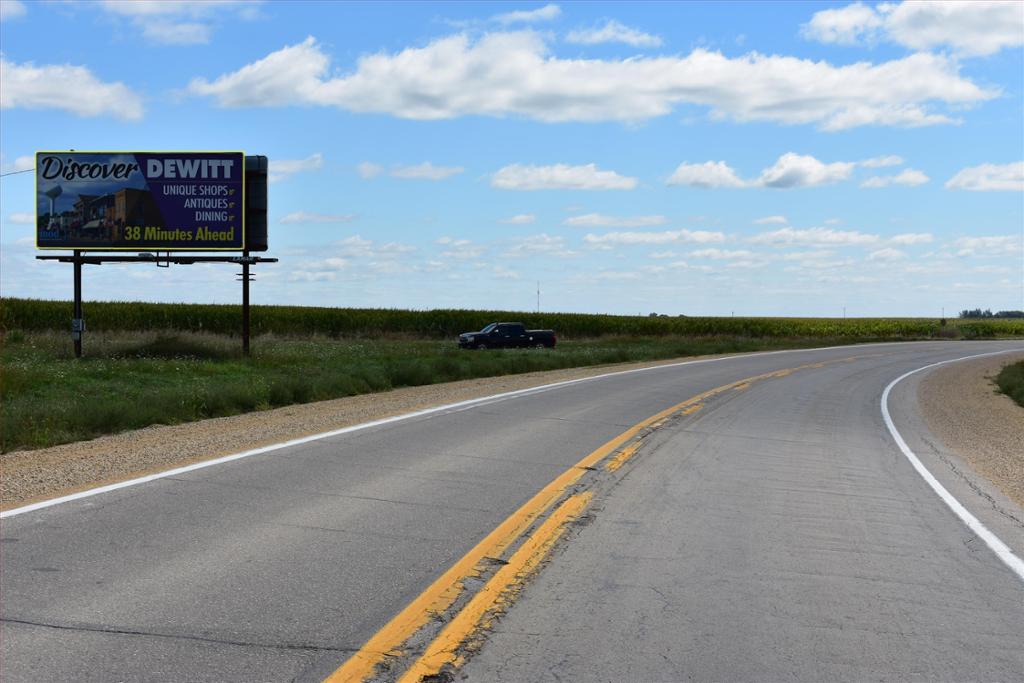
959 309 1024 319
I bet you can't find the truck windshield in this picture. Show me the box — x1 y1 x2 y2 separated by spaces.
481 323 497 333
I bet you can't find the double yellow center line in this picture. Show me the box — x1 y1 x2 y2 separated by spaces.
327 355 861 682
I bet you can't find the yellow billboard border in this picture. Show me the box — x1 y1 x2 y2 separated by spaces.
35 150 248 252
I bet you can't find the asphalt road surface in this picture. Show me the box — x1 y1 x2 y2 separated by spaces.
3 341 1023 682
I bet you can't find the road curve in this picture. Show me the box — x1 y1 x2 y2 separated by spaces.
2 341 1022 682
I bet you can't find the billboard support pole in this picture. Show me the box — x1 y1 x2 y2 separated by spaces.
72 250 83 358
242 250 251 357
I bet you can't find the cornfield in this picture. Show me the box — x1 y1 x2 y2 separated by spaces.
3 298 1022 340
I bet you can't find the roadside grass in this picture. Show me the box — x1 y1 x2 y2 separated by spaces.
3 330 892 453
995 360 1024 408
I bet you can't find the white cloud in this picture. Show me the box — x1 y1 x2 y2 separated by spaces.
889 233 933 245
566 20 662 47
584 229 726 245
491 265 521 280
756 153 854 188
8 212 36 224
390 162 464 180
492 163 637 190
280 211 356 224
186 34 993 130
750 227 880 246
861 168 929 188
670 153 857 190
564 213 668 228
499 214 537 225
803 1 1024 57
868 247 906 261
436 236 487 260
1 155 33 174
801 2 884 45
0 0 26 20
754 215 788 225
268 153 323 182
859 154 903 168
0 57 143 120
953 235 1020 256
689 249 757 260
98 1 258 45
667 161 746 188
824 218 842 225
140 22 211 45
357 162 382 179
503 233 575 258
945 162 1024 192
493 4 561 25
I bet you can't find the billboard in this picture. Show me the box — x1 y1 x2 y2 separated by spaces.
36 151 245 251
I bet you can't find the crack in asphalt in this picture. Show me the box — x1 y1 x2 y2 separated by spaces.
162 477 495 514
1 617 358 653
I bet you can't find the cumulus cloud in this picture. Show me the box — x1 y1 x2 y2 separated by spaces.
503 233 576 258
0 0 26 20
584 229 726 245
492 163 637 190
953 235 1020 256
689 249 757 260
499 214 537 225
756 153 854 188
945 162 1024 192
868 247 905 261
356 162 383 179
390 162 464 180
0 57 143 120
889 233 933 245
860 168 929 188
7 212 34 224
98 1 259 45
802 1 1024 57
859 154 903 168
750 227 879 246
670 153 857 189
493 4 561 25
436 236 487 260
564 213 668 228
186 34 993 130
268 153 323 182
754 215 788 225
667 161 746 188
280 211 356 224
140 22 211 45
566 20 662 47
1 155 34 174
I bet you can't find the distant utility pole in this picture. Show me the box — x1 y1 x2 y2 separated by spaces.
843 306 846 319
536 281 540 313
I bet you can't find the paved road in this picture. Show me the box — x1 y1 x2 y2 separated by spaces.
2 342 1022 682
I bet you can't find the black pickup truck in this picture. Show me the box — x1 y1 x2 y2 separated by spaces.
458 322 556 349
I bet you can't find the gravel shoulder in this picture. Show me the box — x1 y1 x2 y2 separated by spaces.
1 353 736 511
918 352 1024 508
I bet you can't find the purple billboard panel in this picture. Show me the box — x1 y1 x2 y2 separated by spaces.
36 151 245 251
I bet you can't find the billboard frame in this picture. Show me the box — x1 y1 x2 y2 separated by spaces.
35 150 247 251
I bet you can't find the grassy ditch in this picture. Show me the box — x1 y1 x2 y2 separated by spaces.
4 330 887 453
995 360 1024 408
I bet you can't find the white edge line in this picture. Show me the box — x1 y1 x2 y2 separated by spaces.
881 348 1024 583
0 341 994 519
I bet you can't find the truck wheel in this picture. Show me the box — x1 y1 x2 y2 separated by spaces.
476 343 488 350
534 342 546 349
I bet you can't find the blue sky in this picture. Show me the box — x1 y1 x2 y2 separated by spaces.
1 0 1022 316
